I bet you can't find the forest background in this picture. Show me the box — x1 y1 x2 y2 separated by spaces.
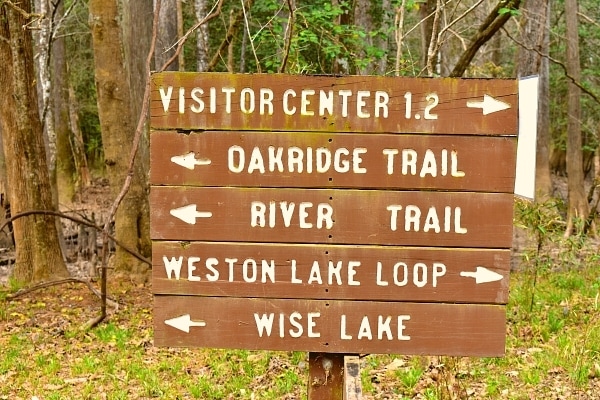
0 0 599 399
0 0 598 284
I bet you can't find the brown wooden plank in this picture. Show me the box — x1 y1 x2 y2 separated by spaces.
153 296 506 356
152 242 510 304
308 353 344 399
150 73 518 135
149 187 514 248
150 130 517 192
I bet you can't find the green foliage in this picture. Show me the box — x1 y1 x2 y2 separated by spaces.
6 277 24 293
193 0 398 75
92 322 132 350
498 7 521 17
251 0 376 74
514 198 564 247
513 196 599 319
1 257 599 398
395 360 423 391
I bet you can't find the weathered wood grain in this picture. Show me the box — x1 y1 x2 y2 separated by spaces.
149 187 514 247
152 241 510 304
150 73 518 135
154 296 506 356
150 130 517 192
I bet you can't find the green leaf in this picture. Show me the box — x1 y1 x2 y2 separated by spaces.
499 7 521 16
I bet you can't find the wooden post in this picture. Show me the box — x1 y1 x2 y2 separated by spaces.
344 355 362 400
150 74 518 383
308 353 363 400
308 352 344 399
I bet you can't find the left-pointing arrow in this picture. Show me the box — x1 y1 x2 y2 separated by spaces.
171 152 211 170
164 314 206 333
460 266 503 284
170 204 212 224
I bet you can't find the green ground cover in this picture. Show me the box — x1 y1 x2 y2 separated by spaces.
1 202 599 399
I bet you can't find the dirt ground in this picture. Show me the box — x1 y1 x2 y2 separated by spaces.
1 178 600 399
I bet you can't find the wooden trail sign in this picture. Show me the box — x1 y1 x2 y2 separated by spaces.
150 130 517 191
152 242 510 304
154 296 505 357
150 73 517 135
150 187 513 247
150 72 518 357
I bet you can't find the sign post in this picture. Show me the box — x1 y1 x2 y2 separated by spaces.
149 73 518 395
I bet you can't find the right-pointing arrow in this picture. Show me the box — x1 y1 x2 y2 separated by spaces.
460 266 503 284
466 94 511 115
170 204 212 225
164 314 206 333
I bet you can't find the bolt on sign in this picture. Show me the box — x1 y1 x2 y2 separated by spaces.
150 73 518 357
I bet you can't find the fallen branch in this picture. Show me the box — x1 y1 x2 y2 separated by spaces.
5 277 119 310
0 209 151 266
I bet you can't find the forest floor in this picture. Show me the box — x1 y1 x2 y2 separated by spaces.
0 180 600 399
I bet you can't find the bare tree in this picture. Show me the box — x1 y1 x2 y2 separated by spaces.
450 0 522 77
155 0 179 71
419 0 438 73
89 0 151 275
52 0 78 202
564 0 588 236
515 1 552 198
196 0 210 71
0 0 69 284
33 0 56 175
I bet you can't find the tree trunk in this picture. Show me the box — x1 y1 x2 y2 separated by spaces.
449 0 522 77
376 0 391 74
33 0 65 256
353 0 372 75
122 0 152 266
353 0 391 75
0 0 69 284
332 0 352 74
564 0 588 236
227 9 235 72
536 1 552 199
155 0 179 71
53 0 78 202
33 0 56 177
177 0 185 70
67 83 91 189
123 0 153 120
394 0 407 76
419 0 438 72
515 0 552 198
424 0 442 76
89 0 151 274
195 0 210 71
